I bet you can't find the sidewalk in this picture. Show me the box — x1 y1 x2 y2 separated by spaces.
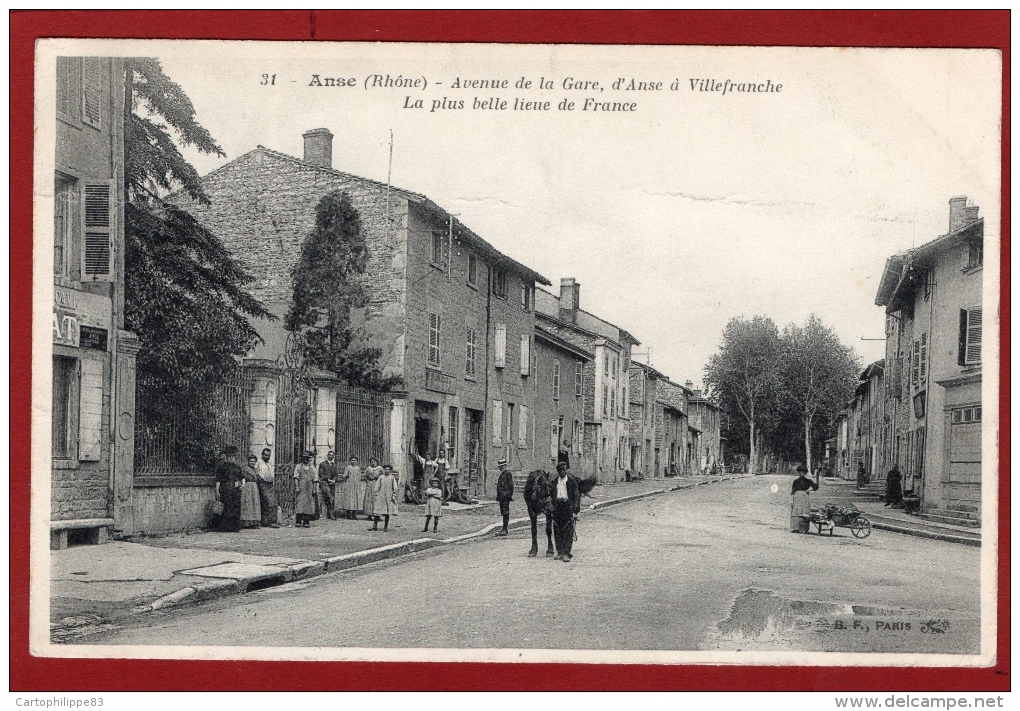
808 477 981 547
51 475 735 637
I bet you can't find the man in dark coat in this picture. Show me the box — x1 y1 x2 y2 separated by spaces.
550 461 582 562
494 457 514 537
885 464 903 507
318 451 339 520
214 445 244 532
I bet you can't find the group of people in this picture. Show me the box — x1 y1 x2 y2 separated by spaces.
212 446 280 533
789 461 907 533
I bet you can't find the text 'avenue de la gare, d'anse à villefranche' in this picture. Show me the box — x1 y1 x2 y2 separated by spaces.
302 74 784 112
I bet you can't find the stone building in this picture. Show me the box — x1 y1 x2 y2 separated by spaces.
875 196 985 523
536 279 639 482
51 56 139 546
629 363 696 478
685 382 723 474
173 128 549 500
530 325 592 473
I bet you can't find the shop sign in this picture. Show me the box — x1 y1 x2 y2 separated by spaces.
52 286 111 349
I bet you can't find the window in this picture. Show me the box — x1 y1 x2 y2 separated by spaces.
959 308 982 366
465 327 476 376
431 231 444 265
603 385 609 415
922 270 932 301
612 355 618 378
575 361 583 397
506 403 515 451
520 334 531 376
494 323 506 368
621 386 627 417
552 359 560 400
492 269 508 298
518 405 528 448
911 333 927 389
428 312 441 367
81 57 102 128
52 356 78 459
604 353 609 376
967 240 983 269
467 254 477 286
619 437 627 469
54 175 79 278
56 57 82 122
610 388 616 417
549 419 559 459
952 407 982 424
491 400 503 446
520 283 532 311
448 406 458 465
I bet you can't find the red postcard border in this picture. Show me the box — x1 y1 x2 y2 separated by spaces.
10 10 1010 692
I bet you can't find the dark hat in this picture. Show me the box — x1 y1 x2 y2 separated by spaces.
796 465 808 473
247 454 258 461
556 462 569 472
301 450 314 459
383 464 393 470
430 477 440 484
497 457 508 466
221 445 239 455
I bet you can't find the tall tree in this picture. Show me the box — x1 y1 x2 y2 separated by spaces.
781 314 861 473
704 316 782 474
286 190 400 390
123 58 271 402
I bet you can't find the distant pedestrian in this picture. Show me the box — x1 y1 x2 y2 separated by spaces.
338 456 363 519
362 458 381 521
550 462 581 562
885 464 903 508
213 445 243 533
494 457 514 537
790 464 818 533
255 447 279 527
318 451 339 520
293 450 318 528
240 454 262 528
423 476 443 533
369 464 399 531
856 462 867 489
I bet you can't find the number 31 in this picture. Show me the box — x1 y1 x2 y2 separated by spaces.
261 73 276 86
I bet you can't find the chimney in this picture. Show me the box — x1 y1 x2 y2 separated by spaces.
559 277 580 323
303 128 333 168
685 380 693 390
948 196 979 234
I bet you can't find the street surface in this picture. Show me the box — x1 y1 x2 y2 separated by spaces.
86 476 980 653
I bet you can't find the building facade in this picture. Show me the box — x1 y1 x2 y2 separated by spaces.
875 197 984 521
51 56 139 546
174 128 550 501
531 326 592 474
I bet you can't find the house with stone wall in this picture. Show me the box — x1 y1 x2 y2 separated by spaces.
685 381 723 474
535 279 639 482
875 196 985 524
531 325 592 474
172 128 549 501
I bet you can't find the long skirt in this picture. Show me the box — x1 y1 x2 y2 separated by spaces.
790 491 811 532
240 481 261 526
362 479 377 517
340 478 363 512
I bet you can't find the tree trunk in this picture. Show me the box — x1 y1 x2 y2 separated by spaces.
804 414 813 479
748 418 756 475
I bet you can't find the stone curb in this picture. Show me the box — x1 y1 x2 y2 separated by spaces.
48 475 752 632
869 521 981 547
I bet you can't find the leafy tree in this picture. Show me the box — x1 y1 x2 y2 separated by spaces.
780 314 861 473
286 190 400 390
704 316 782 474
123 58 271 409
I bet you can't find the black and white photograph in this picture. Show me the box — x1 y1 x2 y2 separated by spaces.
33 38 1000 666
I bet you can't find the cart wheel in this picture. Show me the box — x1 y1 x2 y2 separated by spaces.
850 516 872 539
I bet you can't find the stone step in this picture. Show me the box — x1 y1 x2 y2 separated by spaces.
920 511 981 528
928 507 980 520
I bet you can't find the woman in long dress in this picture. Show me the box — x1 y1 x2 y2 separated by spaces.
790 465 818 532
240 454 262 528
338 456 363 519
293 451 318 528
362 461 381 521
214 446 244 533
369 465 399 531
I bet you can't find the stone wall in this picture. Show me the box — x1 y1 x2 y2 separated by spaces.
131 483 215 535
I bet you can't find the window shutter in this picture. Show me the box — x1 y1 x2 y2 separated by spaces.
918 332 928 384
82 180 114 281
465 327 476 375
965 309 982 364
911 340 920 388
550 419 559 459
494 323 506 368
518 406 528 448
492 400 503 446
428 312 441 366
552 360 560 400
81 57 102 128
520 334 531 376
78 356 104 461
575 361 583 397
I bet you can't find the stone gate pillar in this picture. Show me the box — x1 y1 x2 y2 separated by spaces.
112 330 140 536
246 365 281 466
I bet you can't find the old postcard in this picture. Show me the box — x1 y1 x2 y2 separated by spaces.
31 38 1001 668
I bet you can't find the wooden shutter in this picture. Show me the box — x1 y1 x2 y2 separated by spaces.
911 340 920 388
518 406 528 448
78 356 104 461
428 312 441 366
550 419 559 459
965 309 982 364
520 334 531 376
82 180 114 280
81 56 102 128
494 323 506 368
465 327 476 375
575 361 583 397
552 360 560 400
491 400 503 446
918 332 928 384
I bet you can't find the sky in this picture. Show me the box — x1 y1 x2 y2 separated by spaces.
124 41 999 389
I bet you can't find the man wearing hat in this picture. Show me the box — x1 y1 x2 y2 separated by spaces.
293 450 319 528
494 456 514 537
790 464 818 532
550 461 582 561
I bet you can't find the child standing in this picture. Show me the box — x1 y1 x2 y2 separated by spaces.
423 476 443 533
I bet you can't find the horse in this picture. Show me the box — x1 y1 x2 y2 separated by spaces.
525 469 599 557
